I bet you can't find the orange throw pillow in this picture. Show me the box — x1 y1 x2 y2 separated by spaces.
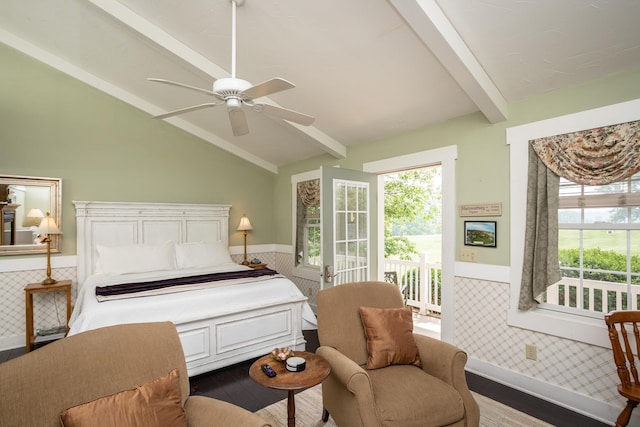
59 368 187 427
359 306 422 370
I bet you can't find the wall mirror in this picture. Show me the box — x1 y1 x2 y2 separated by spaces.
0 175 61 255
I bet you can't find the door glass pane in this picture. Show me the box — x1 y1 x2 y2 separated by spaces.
347 213 356 239
335 242 346 272
335 184 345 211
358 213 367 238
348 241 357 257
358 186 367 208
358 241 368 263
332 179 369 285
336 212 346 241
347 186 357 210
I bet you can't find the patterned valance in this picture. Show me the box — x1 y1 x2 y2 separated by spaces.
529 120 640 185
297 179 320 207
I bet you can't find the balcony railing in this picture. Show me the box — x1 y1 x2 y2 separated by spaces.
544 277 640 312
384 256 637 316
383 252 442 315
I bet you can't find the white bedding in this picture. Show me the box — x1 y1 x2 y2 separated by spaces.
68 263 317 336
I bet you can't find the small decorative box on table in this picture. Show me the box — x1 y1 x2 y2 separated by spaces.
248 263 267 269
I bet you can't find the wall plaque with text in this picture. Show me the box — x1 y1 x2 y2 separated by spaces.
459 203 502 217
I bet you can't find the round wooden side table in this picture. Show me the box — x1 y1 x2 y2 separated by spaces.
249 351 330 427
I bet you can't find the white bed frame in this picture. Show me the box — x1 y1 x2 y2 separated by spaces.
73 201 307 376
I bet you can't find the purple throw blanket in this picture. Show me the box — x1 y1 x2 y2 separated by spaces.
96 268 279 298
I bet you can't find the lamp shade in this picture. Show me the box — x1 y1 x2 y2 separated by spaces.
27 209 44 219
27 209 45 227
237 214 253 231
37 212 62 235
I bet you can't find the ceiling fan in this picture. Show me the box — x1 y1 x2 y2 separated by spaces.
148 0 314 136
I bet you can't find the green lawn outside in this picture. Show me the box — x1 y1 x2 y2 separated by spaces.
398 230 638 265
559 230 640 254
404 234 442 263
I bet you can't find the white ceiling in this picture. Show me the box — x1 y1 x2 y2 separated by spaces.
2 0 640 173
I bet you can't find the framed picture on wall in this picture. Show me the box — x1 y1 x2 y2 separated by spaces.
464 221 497 247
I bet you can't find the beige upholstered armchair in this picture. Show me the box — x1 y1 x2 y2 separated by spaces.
316 281 480 427
0 321 270 427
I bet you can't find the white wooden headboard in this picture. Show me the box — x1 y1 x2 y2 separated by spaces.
73 201 231 284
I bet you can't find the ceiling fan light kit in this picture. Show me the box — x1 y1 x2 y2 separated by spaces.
148 0 314 136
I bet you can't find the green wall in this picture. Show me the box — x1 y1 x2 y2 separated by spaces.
274 67 640 266
4 39 640 266
0 44 275 255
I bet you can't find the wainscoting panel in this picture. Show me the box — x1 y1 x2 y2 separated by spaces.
0 267 77 350
454 276 619 413
276 251 320 312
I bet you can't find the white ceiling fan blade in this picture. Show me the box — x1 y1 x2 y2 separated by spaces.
148 78 215 96
254 103 315 126
228 108 249 136
153 103 218 119
241 78 296 99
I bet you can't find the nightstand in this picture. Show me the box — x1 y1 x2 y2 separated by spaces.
248 263 267 269
25 280 72 352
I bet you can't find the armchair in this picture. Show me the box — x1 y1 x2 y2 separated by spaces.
0 321 270 427
316 281 479 427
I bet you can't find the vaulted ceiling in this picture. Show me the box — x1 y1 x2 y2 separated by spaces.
2 0 640 173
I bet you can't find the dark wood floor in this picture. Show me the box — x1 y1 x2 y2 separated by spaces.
1 330 610 426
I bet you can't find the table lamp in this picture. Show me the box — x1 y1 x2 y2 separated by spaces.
237 214 253 265
26 208 44 227
37 211 62 285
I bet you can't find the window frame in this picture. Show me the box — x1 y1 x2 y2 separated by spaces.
291 169 322 281
543 174 640 315
507 98 640 349
301 206 321 268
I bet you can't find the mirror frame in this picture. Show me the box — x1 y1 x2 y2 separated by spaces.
0 175 62 256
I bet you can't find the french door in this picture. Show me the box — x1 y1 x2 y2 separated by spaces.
320 166 377 287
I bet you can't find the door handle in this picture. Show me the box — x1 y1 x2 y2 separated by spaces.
323 265 334 283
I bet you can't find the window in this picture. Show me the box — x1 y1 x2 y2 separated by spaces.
541 173 640 314
300 204 321 267
292 172 322 280
507 98 640 348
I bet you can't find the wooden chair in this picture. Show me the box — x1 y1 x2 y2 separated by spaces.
383 271 398 284
605 311 640 427
383 271 410 306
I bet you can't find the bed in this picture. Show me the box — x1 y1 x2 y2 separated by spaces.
69 201 315 377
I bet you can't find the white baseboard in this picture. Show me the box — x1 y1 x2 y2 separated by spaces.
466 357 629 425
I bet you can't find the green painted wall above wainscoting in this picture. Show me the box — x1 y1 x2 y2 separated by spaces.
273 66 640 266
0 43 275 256
4 38 640 267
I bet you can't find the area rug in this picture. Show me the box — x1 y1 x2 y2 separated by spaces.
254 385 553 427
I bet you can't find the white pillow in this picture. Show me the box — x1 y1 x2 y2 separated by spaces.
96 241 177 275
175 241 234 269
